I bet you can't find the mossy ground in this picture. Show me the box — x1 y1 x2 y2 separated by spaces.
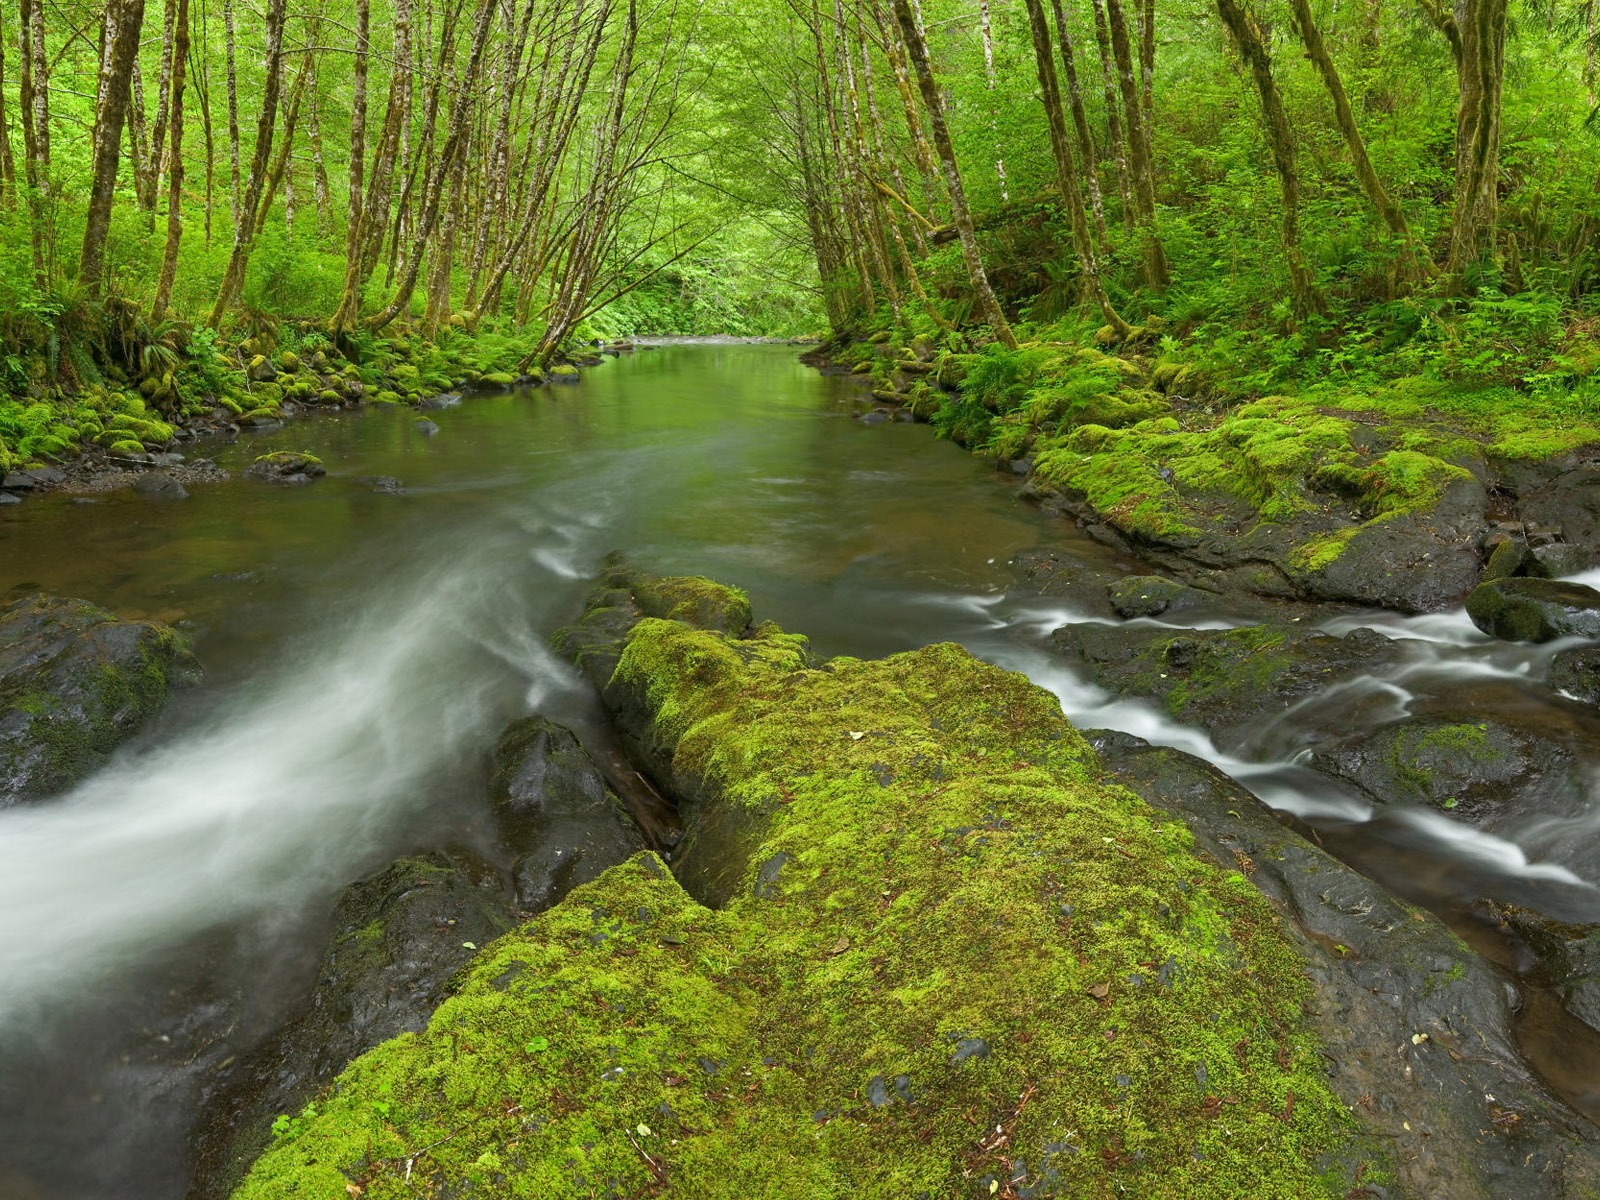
237 593 1376 1198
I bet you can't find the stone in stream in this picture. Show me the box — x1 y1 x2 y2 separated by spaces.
0 492 19 505
1105 573 1214 619
1090 731 1600 1200
0 594 200 806
133 471 189 500
242 451 325 485
1050 619 1403 752
491 715 647 911
412 418 440 436
1307 713 1585 831
1467 577 1600 642
1551 646 1600 704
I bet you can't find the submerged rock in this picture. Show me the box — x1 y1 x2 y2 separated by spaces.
1551 646 1600 704
1466 577 1600 642
0 595 200 806
491 715 646 911
1308 714 1584 830
1106 574 1213 619
133 471 189 500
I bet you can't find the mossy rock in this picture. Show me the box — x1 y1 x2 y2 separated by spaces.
1465 577 1600 643
481 371 517 387
276 350 301 374
0 595 200 805
549 364 581 384
315 390 343 405
251 382 284 408
238 585 1375 1199
244 451 325 485
371 390 402 405
246 354 277 383
107 439 147 457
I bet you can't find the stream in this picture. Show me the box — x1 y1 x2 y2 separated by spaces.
2 342 1598 1197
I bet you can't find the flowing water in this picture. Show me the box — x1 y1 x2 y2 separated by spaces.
1 343 1598 1197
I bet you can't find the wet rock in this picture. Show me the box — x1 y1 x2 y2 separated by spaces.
1466 577 1600 642
242 452 325 486
1051 621 1402 752
1481 536 1528 583
0 492 19 506
1308 714 1583 830
1106 574 1212 619
1510 459 1600 573
1530 542 1596 579
133 472 188 501
0 595 200 806
148 452 186 468
188 851 515 1199
1551 647 1600 704
1091 732 1600 1200
245 355 277 383
490 716 646 912
413 418 440 436
549 364 581 384
416 392 461 410
857 409 891 425
358 475 407 496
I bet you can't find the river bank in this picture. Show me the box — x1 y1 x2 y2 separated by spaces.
809 328 1600 616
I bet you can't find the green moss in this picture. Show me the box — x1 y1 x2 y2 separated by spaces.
632 575 752 635
237 599 1373 1199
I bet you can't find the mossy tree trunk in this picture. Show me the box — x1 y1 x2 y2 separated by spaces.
150 0 189 318
892 0 1017 348
1446 0 1507 284
17 0 49 285
1090 0 1134 230
1288 0 1429 286
1024 0 1132 339
1050 0 1108 248
1105 0 1168 285
1215 0 1324 316
78 0 148 296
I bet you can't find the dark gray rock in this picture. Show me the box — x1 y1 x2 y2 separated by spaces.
490 716 646 912
416 392 461 410
1309 714 1584 831
187 851 515 1199
1090 733 1600 1200
357 475 407 495
1106 574 1213 619
242 453 325 486
1051 621 1402 752
857 410 891 425
413 418 440 436
133 472 188 500
1466 577 1600 643
1551 647 1600 704
0 595 200 806
1529 543 1593 579
0 492 19 506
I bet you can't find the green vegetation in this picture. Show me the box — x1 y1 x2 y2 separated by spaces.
236 586 1378 1198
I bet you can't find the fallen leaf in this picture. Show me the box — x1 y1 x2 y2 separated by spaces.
849 731 865 741
461 941 477 950
1086 981 1110 1001
830 936 850 955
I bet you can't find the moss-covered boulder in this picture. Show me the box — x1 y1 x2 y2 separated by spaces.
1466 577 1600 643
1106 575 1215 620
1307 714 1584 830
237 582 1377 1199
549 364 581 385
1551 646 1600 704
491 716 647 911
0 595 200 805
244 452 326 486
1051 621 1402 752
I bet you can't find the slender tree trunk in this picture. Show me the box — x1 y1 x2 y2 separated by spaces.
1215 0 1322 314
368 0 497 330
149 0 177 195
1050 0 1108 247
79 0 148 295
209 0 288 324
1105 0 1167 283
892 0 1016 347
1025 0 1131 337
1090 0 1133 228
1138 0 1155 120
251 57 308 236
0 13 15 206
306 52 331 232
1288 0 1429 281
881 1 941 220
151 0 190 318
129 59 154 212
222 0 241 227
19 0 51 285
328 0 370 331
978 0 1007 202
189 14 214 244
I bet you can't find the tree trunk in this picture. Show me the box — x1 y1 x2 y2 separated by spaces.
1105 0 1167 283
1025 0 1130 337
19 0 51 285
1288 0 1428 281
151 0 189 318
129 59 154 212
208 0 288 324
251 56 309 236
328 0 370 331
188 19 214 244
978 0 1007 202
306 51 331 232
1446 0 1507 283
223 0 241 227
1050 0 1108 247
1215 0 1322 314
368 0 497 330
892 0 1016 348
1090 0 1134 228
149 0 177 197
79 0 148 295
1138 0 1155 120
